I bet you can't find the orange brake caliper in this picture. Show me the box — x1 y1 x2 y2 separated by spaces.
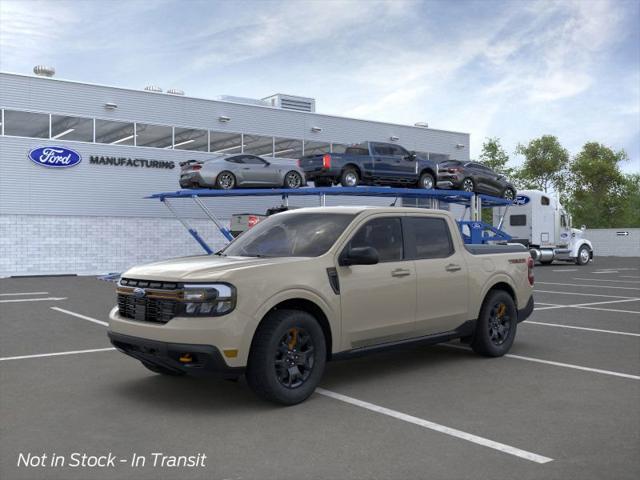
496 303 506 318
287 328 298 350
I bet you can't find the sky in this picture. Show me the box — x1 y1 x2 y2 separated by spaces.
1 0 638 172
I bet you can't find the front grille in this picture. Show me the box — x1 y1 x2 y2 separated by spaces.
117 294 179 324
119 278 179 290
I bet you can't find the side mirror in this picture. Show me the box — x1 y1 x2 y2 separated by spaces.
406 151 417 161
339 246 379 266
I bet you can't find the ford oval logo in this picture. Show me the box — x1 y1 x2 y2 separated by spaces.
132 288 146 299
514 195 530 206
28 146 82 168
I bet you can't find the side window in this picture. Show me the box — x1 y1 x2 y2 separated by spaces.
541 196 550 206
405 217 453 260
348 217 403 263
242 155 266 165
226 156 244 164
389 145 409 157
372 144 392 156
510 215 527 226
561 215 567 228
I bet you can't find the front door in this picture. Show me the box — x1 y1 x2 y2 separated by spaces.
404 216 469 334
337 216 417 348
240 155 280 185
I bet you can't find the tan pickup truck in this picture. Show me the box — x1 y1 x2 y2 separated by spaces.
108 206 534 405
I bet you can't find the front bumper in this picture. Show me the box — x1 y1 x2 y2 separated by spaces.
517 296 534 323
108 331 244 378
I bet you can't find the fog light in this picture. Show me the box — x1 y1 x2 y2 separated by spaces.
223 349 238 358
179 353 193 363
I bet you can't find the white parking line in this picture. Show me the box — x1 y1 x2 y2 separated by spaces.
573 306 640 315
0 297 67 303
593 270 619 274
536 282 640 291
535 290 638 299
443 344 640 380
0 348 116 362
534 298 640 312
551 269 578 272
0 292 49 296
51 307 109 327
573 278 640 284
523 321 640 337
316 388 553 464
621 276 640 279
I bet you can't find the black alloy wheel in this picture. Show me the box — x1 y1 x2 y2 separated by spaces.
274 327 315 388
471 290 517 357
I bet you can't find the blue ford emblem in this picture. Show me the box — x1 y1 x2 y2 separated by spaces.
132 288 146 299
514 195 530 206
28 146 82 168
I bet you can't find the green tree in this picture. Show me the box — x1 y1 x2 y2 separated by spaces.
515 135 569 193
479 137 513 176
618 174 640 227
566 142 631 228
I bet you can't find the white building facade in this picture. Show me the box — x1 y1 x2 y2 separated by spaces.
0 72 470 276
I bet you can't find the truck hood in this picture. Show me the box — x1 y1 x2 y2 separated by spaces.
122 255 310 282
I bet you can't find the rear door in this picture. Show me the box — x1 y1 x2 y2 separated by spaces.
370 143 396 179
404 216 469 334
338 216 417 348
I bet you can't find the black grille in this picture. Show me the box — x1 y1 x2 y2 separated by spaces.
119 278 179 290
117 294 180 324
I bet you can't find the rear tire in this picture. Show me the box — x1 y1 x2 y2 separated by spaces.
283 171 303 189
462 177 475 192
576 245 591 265
141 361 184 376
503 187 516 201
340 167 359 187
471 290 517 357
246 309 326 405
216 171 236 190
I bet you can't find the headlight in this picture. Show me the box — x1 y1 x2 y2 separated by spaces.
182 283 236 316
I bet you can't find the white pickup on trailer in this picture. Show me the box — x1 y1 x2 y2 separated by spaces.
493 190 594 265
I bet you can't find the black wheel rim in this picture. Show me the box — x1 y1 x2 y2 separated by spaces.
274 327 315 388
286 172 301 188
488 302 511 345
218 173 234 189
463 179 474 192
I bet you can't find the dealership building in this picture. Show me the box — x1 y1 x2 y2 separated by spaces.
0 69 470 277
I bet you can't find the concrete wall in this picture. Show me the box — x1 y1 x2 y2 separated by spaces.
587 228 640 257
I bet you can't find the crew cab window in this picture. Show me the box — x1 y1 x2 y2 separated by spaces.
348 217 403 262
388 145 410 157
510 215 527 226
345 147 369 155
405 217 453 259
372 144 394 156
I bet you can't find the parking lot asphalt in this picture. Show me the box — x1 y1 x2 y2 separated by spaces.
1 257 639 480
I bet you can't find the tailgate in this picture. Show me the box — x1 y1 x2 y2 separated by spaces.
298 154 326 170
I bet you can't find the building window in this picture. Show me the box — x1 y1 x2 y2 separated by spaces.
244 134 274 156
304 140 331 156
173 127 208 151
135 123 173 148
95 119 135 145
3 110 49 138
210 131 243 154
51 114 94 142
273 137 303 159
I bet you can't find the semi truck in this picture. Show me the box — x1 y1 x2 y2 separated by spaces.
493 190 593 265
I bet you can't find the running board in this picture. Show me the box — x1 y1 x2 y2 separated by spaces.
331 320 475 361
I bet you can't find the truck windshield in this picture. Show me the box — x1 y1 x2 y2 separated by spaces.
221 213 356 257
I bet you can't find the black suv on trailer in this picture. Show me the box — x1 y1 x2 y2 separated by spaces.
298 141 439 189
437 160 516 200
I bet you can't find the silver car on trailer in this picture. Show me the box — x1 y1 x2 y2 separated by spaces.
179 154 306 189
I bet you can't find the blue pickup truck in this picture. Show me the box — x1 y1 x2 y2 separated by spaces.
298 141 439 189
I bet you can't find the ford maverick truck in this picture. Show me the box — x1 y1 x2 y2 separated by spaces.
108 207 534 405
298 142 439 189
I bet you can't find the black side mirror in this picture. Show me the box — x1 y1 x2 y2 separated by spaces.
340 246 379 266
406 151 416 161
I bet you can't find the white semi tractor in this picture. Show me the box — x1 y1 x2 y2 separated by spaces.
493 190 594 265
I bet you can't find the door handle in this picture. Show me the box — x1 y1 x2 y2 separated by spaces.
391 268 411 278
242 167 250 170
445 264 461 272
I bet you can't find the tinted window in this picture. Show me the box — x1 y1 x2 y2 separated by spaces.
406 217 453 259
510 215 527 226
4 110 49 138
226 156 244 164
222 213 355 257
345 147 369 155
388 145 409 157
242 155 267 165
372 144 394 156
541 196 550 206
348 217 403 262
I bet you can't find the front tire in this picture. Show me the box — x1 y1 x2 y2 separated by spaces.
246 309 326 405
216 171 236 190
340 167 359 187
418 172 435 189
471 290 517 357
503 187 516 201
576 245 591 265
283 171 303 189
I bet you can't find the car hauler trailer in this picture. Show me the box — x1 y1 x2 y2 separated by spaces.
493 190 593 265
147 186 514 253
